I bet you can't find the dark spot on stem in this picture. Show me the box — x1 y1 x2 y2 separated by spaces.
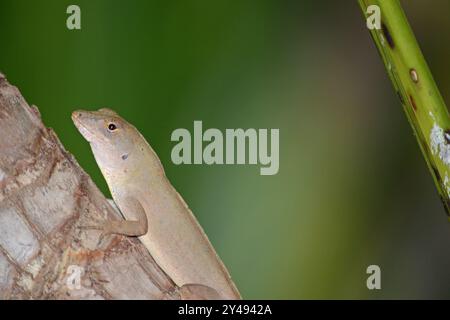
410 68 419 83
444 130 450 144
122 154 128 160
381 23 395 49
409 95 417 111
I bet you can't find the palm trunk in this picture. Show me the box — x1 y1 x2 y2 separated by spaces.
0 73 178 299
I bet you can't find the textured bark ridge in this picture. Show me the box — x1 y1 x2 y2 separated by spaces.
0 73 179 299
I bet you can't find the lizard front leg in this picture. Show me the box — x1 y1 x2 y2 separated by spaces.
81 197 148 244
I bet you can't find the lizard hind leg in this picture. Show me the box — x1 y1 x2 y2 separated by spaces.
178 284 224 300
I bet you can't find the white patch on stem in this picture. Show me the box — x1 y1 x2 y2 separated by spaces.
444 175 450 197
430 123 450 166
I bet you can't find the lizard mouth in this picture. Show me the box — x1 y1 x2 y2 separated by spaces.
72 111 96 143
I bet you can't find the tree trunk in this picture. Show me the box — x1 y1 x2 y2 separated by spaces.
0 72 179 299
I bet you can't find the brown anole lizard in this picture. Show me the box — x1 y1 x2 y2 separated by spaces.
72 108 241 300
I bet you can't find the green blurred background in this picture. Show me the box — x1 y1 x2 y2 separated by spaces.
1 0 450 299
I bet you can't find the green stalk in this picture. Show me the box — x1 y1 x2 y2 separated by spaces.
359 0 450 217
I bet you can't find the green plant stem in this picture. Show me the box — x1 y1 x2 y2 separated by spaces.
359 0 450 216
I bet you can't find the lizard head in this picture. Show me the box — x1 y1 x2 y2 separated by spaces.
72 108 127 143
72 108 141 163
72 108 164 183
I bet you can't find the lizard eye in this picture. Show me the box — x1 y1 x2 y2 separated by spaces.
108 123 117 131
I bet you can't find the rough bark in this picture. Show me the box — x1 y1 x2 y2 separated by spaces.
0 73 180 299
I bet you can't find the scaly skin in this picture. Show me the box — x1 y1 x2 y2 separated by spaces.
72 108 241 300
